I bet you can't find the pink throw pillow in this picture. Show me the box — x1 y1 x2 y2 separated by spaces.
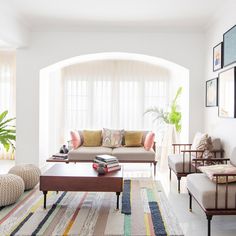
144 132 155 151
70 130 81 149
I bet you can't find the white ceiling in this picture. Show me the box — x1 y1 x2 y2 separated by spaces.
0 39 12 49
5 0 225 31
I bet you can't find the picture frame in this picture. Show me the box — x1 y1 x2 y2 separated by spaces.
213 42 223 71
218 66 236 118
223 25 236 67
206 78 218 107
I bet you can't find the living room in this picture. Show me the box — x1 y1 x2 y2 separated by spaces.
0 0 236 235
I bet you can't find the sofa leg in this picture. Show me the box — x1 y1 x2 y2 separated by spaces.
153 162 157 176
189 192 192 212
206 215 213 236
177 177 181 193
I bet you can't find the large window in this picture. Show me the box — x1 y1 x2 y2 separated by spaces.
63 60 169 135
0 51 15 159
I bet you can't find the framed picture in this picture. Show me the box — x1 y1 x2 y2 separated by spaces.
218 67 236 118
206 78 218 107
213 42 223 71
223 25 236 67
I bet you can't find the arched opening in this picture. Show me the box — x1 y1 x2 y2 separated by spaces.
39 52 189 166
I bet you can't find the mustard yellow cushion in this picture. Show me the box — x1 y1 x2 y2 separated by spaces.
124 131 143 147
83 130 102 147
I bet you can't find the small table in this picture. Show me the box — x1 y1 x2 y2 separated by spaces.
40 163 123 209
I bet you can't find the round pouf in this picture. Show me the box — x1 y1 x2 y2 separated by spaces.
9 164 41 190
0 174 24 207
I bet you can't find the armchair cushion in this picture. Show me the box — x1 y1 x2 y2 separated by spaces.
187 173 236 209
168 154 196 173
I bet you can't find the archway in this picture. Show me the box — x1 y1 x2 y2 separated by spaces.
39 52 189 166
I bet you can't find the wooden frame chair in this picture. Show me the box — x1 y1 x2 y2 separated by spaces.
187 158 236 236
169 142 224 193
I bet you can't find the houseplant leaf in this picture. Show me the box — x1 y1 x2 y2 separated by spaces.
0 110 16 152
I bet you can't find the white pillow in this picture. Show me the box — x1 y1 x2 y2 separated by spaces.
191 132 206 150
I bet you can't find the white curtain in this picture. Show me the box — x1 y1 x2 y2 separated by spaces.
0 51 16 160
62 60 169 139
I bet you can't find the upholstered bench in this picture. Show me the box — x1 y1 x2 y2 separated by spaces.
187 148 236 236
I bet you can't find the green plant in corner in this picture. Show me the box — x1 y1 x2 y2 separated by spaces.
144 87 183 132
0 110 16 152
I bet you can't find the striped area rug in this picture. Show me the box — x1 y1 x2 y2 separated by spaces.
0 179 183 236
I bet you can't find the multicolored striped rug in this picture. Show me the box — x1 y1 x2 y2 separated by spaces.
0 179 183 236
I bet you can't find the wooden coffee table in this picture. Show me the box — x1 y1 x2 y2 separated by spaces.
40 163 123 209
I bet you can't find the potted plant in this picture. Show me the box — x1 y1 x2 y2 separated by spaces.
0 110 16 153
144 87 183 158
144 87 183 133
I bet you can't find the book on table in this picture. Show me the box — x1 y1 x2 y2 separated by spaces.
95 154 118 163
52 153 68 159
93 159 119 167
92 163 121 173
93 154 120 173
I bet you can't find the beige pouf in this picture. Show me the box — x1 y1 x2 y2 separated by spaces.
9 164 41 190
0 174 24 207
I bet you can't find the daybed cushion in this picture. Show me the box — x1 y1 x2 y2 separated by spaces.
187 173 236 209
68 147 112 161
83 130 102 147
198 164 236 183
102 128 124 148
168 154 196 173
70 130 81 149
124 131 143 147
144 132 155 151
112 147 155 161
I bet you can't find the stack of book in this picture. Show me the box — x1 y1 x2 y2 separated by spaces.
93 155 121 173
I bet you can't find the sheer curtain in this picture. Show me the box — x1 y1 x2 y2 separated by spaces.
62 60 169 138
0 51 16 159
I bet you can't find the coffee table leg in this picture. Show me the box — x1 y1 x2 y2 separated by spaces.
116 192 120 209
43 191 48 209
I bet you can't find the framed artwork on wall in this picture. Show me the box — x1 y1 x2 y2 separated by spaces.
213 42 223 71
223 25 236 67
206 78 218 107
218 67 236 118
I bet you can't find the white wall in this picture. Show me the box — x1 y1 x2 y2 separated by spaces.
204 0 236 157
16 30 205 166
0 2 29 48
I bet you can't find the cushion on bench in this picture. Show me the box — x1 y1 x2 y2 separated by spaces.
168 154 196 173
187 173 236 209
68 147 112 161
112 147 155 161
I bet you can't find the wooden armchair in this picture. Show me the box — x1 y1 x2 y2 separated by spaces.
168 137 224 193
187 155 236 236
